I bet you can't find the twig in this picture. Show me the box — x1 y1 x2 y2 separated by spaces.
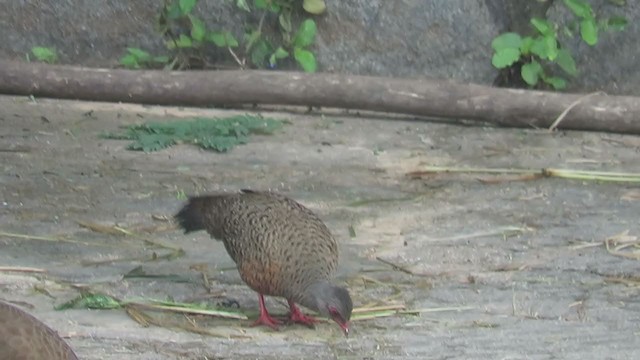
375 257 419 275
227 47 245 68
549 91 604 132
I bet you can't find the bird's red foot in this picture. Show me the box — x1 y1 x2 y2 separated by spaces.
251 294 281 330
251 312 282 329
287 300 318 327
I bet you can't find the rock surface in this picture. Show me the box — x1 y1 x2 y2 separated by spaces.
0 95 639 358
0 0 636 93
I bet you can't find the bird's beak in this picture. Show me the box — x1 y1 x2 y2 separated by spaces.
340 322 350 337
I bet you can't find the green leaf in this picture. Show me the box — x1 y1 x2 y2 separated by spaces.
530 36 558 60
293 19 317 48
236 0 250 11
127 47 151 61
208 32 227 47
605 16 628 31
543 76 567 90
273 46 289 59
294 47 317 72
544 35 559 60
254 0 279 12
225 33 239 47
521 61 542 86
165 2 184 20
520 36 534 54
58 294 122 310
31 46 57 63
279 13 292 33
244 30 262 51
303 0 326 14
208 31 239 48
175 34 193 48
189 15 206 42
153 55 170 63
131 134 177 152
491 32 522 51
103 115 283 153
179 0 197 14
563 0 592 19
269 47 289 67
530 18 553 36
580 19 598 45
491 48 520 68
268 54 277 67
250 39 272 67
119 54 140 69
556 48 577 76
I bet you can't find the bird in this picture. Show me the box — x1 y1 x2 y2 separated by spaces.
174 189 352 336
0 300 78 360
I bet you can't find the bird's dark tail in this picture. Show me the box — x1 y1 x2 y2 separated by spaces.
174 196 215 233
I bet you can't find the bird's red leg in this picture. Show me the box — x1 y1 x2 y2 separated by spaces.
251 294 281 329
287 300 318 327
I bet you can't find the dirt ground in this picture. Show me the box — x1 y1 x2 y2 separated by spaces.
1 94 639 359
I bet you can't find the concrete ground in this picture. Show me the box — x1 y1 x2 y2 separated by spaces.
0 95 639 359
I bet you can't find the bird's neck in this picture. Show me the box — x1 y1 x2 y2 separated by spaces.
297 281 331 312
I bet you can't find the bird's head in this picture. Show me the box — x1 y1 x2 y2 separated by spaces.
309 282 353 336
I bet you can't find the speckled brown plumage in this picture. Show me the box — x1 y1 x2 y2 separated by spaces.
0 300 78 360
175 189 352 335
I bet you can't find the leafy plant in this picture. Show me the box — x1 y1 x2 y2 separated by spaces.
121 0 324 72
100 115 283 152
118 0 241 70
246 0 321 71
120 48 170 69
491 0 628 90
29 46 58 63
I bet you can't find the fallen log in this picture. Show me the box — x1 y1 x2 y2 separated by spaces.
0 60 638 134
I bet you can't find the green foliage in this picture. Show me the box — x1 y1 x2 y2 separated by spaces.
121 0 324 72
101 115 283 153
245 1 321 72
29 46 57 63
303 0 326 14
56 293 122 310
290 19 318 71
491 0 628 90
120 48 170 69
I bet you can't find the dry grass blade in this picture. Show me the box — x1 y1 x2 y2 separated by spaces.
0 266 47 273
77 220 128 235
125 305 152 327
125 304 250 339
407 166 640 183
604 230 640 260
604 276 640 287
544 168 640 182
429 226 531 243
621 189 640 202
126 301 248 320
350 305 474 321
548 91 604 132
0 230 109 247
352 304 406 314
